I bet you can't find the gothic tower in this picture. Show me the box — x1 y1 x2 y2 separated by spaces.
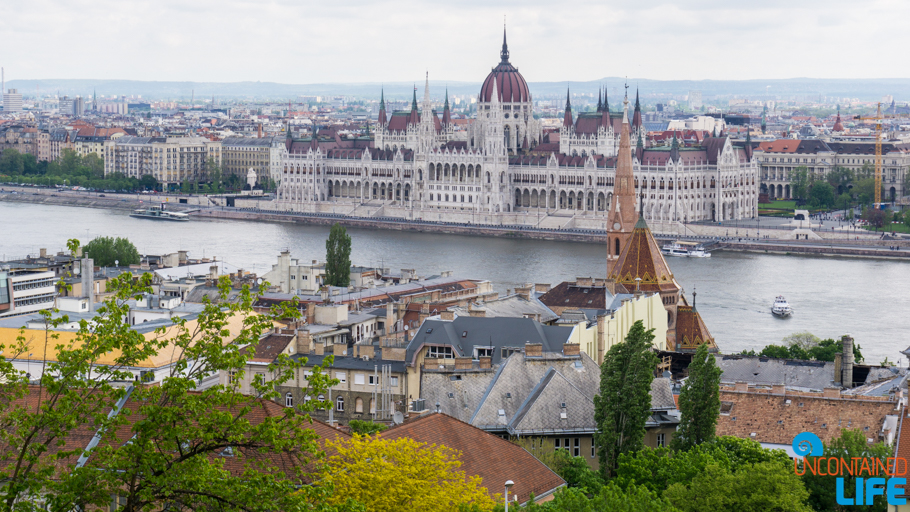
606 93 638 272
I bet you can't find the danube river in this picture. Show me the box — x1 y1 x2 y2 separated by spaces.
3 201 908 365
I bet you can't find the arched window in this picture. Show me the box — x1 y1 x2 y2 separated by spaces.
317 394 325 402
285 393 293 407
335 396 344 412
355 397 364 413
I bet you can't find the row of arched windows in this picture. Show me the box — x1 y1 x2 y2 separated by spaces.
285 393 375 413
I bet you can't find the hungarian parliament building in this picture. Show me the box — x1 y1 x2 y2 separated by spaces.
275 30 758 231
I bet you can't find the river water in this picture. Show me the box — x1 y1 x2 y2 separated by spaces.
3 201 908 365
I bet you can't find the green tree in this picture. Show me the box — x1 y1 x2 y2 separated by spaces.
854 177 881 206
82 153 105 179
903 209 910 229
672 344 721 451
1 239 337 511
790 166 812 202
758 344 791 359
348 419 387 436
523 482 679 512
664 462 812 512
324 223 352 287
0 149 24 176
139 174 159 191
206 157 223 193
83 236 141 267
862 207 885 229
808 181 835 208
781 331 820 352
594 320 658 479
801 429 892 512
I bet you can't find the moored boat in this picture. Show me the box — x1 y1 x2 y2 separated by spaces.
661 240 712 258
130 203 189 222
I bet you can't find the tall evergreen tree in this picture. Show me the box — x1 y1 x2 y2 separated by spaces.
671 342 721 451
324 223 352 287
594 320 658 479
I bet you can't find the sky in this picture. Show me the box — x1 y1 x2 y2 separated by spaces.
2 0 908 84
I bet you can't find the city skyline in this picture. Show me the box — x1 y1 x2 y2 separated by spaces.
3 0 910 84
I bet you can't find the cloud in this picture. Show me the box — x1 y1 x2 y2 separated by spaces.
1 0 908 85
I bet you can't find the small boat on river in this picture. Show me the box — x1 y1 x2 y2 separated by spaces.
771 296 793 317
130 203 189 222
661 241 712 258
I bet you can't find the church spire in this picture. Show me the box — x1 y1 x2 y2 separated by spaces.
442 87 452 126
500 21 510 64
632 87 642 129
412 84 418 111
378 88 387 126
597 88 603 112
563 87 573 128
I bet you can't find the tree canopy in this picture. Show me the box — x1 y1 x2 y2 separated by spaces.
324 223 352 288
740 332 864 363
83 236 141 267
672 343 721 451
594 320 658 479
321 435 497 511
0 238 340 511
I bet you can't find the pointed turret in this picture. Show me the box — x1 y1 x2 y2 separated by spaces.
832 105 844 132
522 134 529 150
563 88 573 128
632 88 642 129
500 23 510 64
601 86 611 128
670 133 680 162
635 131 645 162
408 84 420 126
606 92 638 270
442 88 452 126
310 125 319 151
596 89 603 112
378 88 387 126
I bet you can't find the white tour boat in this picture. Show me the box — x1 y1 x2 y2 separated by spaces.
771 296 793 317
130 204 190 222
661 241 712 258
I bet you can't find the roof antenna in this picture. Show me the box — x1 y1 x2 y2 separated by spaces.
693 287 697 308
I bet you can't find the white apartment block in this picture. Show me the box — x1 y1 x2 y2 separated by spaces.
104 136 222 187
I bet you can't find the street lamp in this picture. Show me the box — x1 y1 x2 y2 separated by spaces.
504 480 515 512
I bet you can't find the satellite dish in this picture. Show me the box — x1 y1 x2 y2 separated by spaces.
392 411 404 425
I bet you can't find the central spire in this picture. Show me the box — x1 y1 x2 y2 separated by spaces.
500 20 510 64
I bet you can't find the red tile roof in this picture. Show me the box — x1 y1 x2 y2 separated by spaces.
607 216 679 294
382 413 565 504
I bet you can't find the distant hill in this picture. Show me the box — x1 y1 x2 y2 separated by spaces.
7 77 910 102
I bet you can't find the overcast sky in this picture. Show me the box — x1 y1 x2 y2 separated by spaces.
2 0 907 84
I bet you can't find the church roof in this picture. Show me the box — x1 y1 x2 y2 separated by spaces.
607 215 679 294
675 304 717 352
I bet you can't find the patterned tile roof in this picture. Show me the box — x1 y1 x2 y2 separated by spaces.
675 305 717 352
607 216 679 294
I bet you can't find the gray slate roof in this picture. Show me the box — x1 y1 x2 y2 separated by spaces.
449 295 558 324
715 354 837 391
420 352 678 436
406 316 574 365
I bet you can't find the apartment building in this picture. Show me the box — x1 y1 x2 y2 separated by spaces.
104 136 222 187
0 266 57 318
221 136 284 185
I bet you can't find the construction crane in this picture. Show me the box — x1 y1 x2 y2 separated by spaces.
853 103 910 205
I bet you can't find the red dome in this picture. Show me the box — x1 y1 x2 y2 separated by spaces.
479 28 531 103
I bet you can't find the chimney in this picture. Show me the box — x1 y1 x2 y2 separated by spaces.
524 343 542 357
385 302 395 332
440 310 455 321
39 248 47 259
295 329 312 355
823 387 841 399
771 384 785 395
454 357 473 370
515 283 533 301
734 381 749 392
563 343 580 357
418 303 430 325
841 335 854 388
596 314 607 365
479 356 492 369
534 283 551 293
313 342 325 356
306 302 316 325
423 357 439 368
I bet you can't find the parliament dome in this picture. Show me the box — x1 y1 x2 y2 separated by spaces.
479 29 531 104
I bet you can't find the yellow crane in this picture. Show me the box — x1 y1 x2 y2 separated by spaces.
853 103 910 205
853 103 885 205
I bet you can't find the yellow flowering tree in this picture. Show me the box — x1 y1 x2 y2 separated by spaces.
321 435 498 511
